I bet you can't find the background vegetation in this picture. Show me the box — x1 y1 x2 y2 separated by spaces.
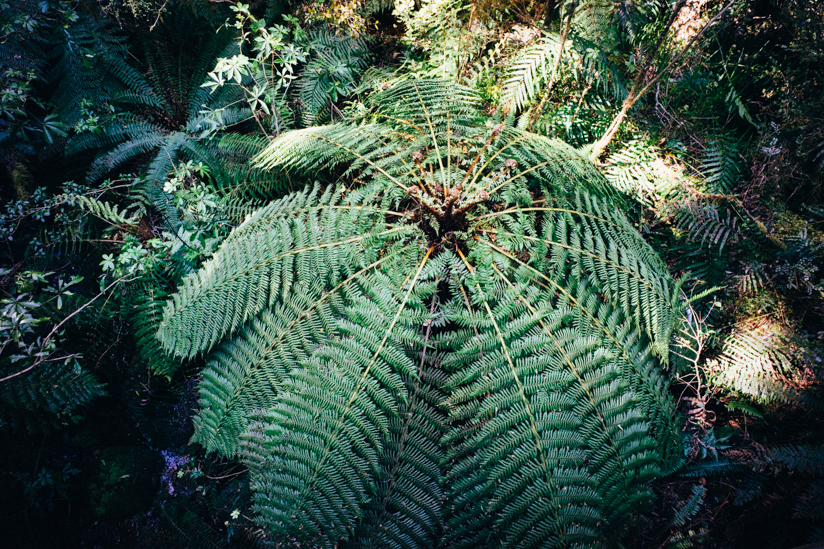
1 0 822 547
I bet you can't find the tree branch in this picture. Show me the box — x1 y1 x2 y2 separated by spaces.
590 0 737 159
637 0 738 99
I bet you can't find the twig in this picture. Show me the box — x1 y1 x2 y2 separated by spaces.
0 274 136 383
637 0 739 100
148 0 169 32
204 469 249 480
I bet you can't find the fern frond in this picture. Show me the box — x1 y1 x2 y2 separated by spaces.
796 479 824 521
218 133 271 159
442 242 674 547
192 248 408 456
85 129 168 183
253 123 394 177
296 32 370 126
366 79 482 130
66 120 165 157
678 458 751 477
185 30 238 120
216 195 269 224
65 193 140 225
349 293 447 549
572 0 619 54
735 261 768 294
487 191 682 359
161 502 228 549
239 248 432 547
0 360 105 433
131 284 181 377
602 140 684 204
675 201 740 252
158 185 417 358
699 136 741 194
500 36 562 113
658 481 710 547
254 80 484 197
768 445 824 475
708 324 824 409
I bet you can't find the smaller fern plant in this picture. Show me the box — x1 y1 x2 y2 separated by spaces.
63 18 250 229
0 359 105 433
699 134 742 194
158 79 686 549
707 321 823 410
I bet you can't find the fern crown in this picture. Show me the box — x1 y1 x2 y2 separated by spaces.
158 79 684 549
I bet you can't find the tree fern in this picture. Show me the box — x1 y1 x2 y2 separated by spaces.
159 79 684 548
62 18 249 227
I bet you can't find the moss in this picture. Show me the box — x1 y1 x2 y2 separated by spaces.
70 429 103 449
11 164 33 200
87 446 159 521
772 210 823 243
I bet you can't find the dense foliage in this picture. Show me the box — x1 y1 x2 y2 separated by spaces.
1 0 822 547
